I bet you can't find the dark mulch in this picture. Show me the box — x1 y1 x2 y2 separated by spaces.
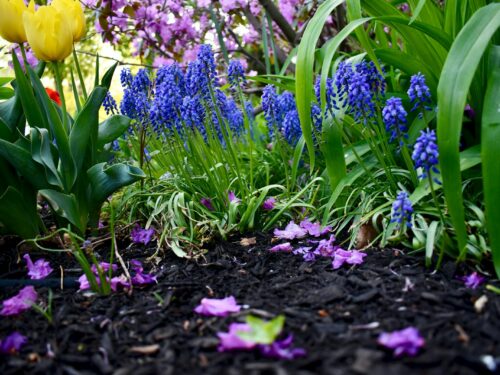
1 232 499 375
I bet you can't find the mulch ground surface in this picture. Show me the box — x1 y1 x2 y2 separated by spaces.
1 231 499 375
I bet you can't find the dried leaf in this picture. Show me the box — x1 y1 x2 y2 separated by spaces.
240 237 256 246
129 344 160 354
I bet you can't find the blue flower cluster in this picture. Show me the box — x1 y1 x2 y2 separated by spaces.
314 76 337 117
382 97 408 144
116 44 247 143
334 60 385 122
261 86 303 145
408 73 431 112
412 128 440 182
103 92 118 116
228 59 246 89
391 191 413 228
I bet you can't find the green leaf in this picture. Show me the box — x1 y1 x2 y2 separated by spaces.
437 3 500 259
30 128 63 189
0 139 50 190
0 86 14 100
97 115 131 146
237 315 285 345
0 116 14 141
11 52 48 131
0 186 40 238
481 45 500 277
70 87 107 171
87 162 145 212
40 189 84 231
296 0 345 171
100 62 118 89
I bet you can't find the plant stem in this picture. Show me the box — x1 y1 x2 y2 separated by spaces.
53 61 69 132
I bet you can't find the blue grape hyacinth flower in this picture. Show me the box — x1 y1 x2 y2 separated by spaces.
228 59 246 89
408 73 431 112
391 191 413 228
412 128 440 182
382 97 408 144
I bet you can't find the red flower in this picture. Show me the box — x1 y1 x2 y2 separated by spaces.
45 88 61 105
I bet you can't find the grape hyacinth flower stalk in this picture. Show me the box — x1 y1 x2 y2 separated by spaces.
408 73 432 113
412 128 448 268
391 191 413 230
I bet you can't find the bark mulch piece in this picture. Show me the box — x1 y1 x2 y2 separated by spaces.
1 232 499 374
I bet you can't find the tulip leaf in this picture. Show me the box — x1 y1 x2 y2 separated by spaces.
97 115 131 147
0 95 24 134
27 66 76 190
30 128 63 189
0 116 14 141
0 87 14 100
101 62 118 89
70 87 107 171
0 186 40 238
11 53 48 131
40 189 84 231
0 139 51 190
87 162 145 212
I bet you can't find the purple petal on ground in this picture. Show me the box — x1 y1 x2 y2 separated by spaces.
78 274 90 291
269 243 293 252
314 235 337 257
130 224 156 245
303 252 316 262
299 219 332 237
378 327 425 357
110 275 130 291
0 286 37 316
200 197 215 211
346 250 367 265
0 332 27 354
331 248 351 269
292 246 312 255
23 254 53 280
259 335 307 360
273 221 307 240
217 323 256 352
194 296 241 317
460 272 485 289
91 262 118 275
132 272 157 286
262 197 276 211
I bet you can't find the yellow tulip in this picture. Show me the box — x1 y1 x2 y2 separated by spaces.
51 0 86 42
23 5 73 62
0 0 34 44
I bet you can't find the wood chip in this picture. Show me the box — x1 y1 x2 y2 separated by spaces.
454 324 470 344
129 344 160 355
474 295 488 313
240 237 256 246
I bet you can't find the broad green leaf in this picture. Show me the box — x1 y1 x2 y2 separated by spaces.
87 162 145 211
0 186 40 238
40 189 84 231
100 62 118 89
30 128 63 188
0 139 50 190
97 114 131 146
70 87 107 171
296 0 345 171
481 45 500 277
437 3 500 259
237 315 285 345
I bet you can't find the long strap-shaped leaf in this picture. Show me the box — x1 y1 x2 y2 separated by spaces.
482 46 500 277
296 0 345 171
437 3 500 259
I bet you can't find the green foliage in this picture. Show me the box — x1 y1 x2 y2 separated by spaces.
0 53 144 236
237 315 285 345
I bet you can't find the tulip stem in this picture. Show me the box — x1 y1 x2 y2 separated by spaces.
72 48 88 100
53 62 69 133
18 43 29 70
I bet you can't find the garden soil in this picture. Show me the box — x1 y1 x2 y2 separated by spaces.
1 232 499 375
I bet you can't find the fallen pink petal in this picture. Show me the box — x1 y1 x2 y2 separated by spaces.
130 225 156 245
460 272 485 289
0 286 38 316
378 327 425 357
258 335 306 360
332 249 367 269
217 323 256 352
269 242 293 252
262 197 276 211
194 296 241 317
299 219 332 237
274 221 307 240
0 332 27 354
23 254 53 280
